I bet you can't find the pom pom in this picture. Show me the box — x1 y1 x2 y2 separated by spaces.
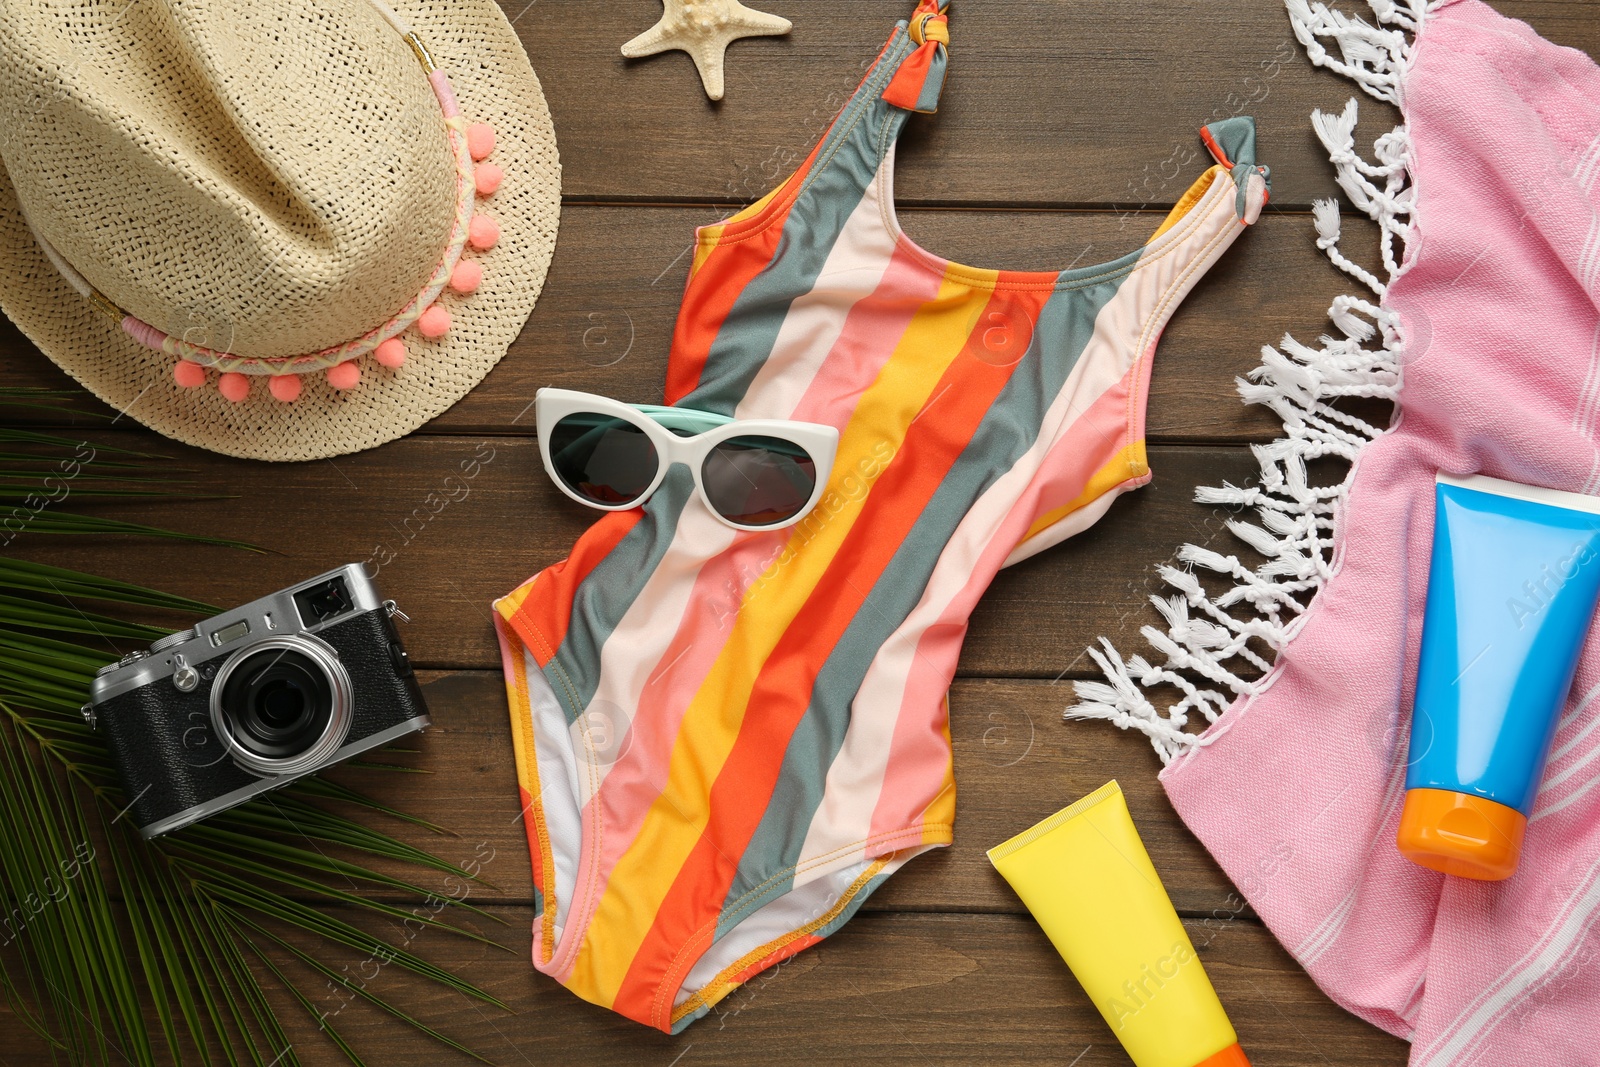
374 338 407 368
467 123 495 161
418 305 452 339
269 374 302 402
173 361 207 388
327 361 361 390
218 372 250 403
474 162 503 197
468 215 499 252
449 260 483 294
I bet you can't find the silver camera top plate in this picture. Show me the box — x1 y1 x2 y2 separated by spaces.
88 563 383 705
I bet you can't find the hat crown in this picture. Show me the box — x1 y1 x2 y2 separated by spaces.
0 0 457 362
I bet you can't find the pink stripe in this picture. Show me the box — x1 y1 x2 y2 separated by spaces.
429 69 461 118
1016 348 1147 527
867 379 1141 837
735 183 901 421
790 241 946 427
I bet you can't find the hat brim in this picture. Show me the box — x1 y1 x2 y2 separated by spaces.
0 0 560 462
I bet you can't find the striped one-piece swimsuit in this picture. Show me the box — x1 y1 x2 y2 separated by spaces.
494 0 1270 1033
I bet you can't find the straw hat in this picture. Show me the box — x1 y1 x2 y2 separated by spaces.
0 0 560 461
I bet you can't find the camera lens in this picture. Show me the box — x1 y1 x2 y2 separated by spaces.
220 649 332 758
210 636 352 776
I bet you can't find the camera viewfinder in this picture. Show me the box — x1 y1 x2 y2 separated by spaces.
294 576 352 627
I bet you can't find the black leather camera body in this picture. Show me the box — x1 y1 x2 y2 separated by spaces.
84 565 429 837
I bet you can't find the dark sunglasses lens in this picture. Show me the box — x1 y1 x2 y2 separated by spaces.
548 413 659 507
702 435 818 527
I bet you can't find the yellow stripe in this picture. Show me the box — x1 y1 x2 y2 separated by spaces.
494 580 536 623
729 183 784 225
1017 440 1148 545
571 267 992 1006
1148 165 1222 243
691 227 725 277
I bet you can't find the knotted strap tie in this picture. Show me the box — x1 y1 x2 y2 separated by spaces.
882 0 950 113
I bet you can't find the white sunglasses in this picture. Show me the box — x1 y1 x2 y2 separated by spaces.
536 388 839 532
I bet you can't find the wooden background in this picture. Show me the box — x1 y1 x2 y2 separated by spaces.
2 1 1596 1064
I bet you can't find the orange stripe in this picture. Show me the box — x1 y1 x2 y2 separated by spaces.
694 184 786 274
665 149 823 404
1199 125 1232 168
612 278 1051 1026
496 509 642 666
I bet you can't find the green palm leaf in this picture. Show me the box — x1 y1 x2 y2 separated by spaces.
0 406 253 547
1 395 511 1065
4 512 263 549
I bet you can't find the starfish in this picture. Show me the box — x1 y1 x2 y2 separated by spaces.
621 0 792 101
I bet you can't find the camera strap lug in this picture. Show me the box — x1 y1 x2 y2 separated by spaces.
80 704 97 730
383 599 410 623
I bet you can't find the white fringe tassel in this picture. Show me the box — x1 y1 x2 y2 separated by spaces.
1066 0 1424 763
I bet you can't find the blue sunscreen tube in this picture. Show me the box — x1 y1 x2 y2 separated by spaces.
1397 472 1600 880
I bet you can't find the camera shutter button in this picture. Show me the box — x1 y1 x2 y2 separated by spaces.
171 653 200 693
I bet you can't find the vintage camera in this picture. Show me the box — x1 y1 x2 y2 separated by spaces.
84 565 430 838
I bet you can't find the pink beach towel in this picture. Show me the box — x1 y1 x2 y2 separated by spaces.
1071 1 1600 1063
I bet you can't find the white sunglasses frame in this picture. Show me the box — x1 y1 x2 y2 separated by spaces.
535 388 840 532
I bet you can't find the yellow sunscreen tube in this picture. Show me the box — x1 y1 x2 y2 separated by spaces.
987 781 1249 1067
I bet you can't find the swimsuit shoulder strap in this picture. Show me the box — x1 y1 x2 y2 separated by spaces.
662 1 954 408
782 0 952 197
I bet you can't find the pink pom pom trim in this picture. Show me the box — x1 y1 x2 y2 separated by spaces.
449 260 483 294
269 375 302 402
374 338 407 368
218 373 250 403
418 305 452 339
327 361 361 390
468 216 499 252
475 162 503 197
173 361 206 388
467 123 495 161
